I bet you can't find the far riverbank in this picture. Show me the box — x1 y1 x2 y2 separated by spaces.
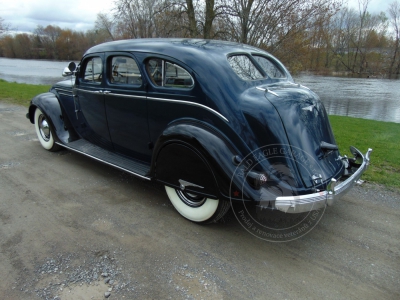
1 57 399 123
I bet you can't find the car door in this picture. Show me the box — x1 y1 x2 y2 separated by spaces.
103 53 151 163
143 57 200 144
74 54 113 150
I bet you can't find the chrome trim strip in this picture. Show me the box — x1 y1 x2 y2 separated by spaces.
105 93 144 99
275 147 372 213
55 90 73 97
267 89 279 97
147 97 229 122
73 88 229 122
179 179 204 191
55 88 72 94
255 86 279 97
75 88 102 95
55 142 151 181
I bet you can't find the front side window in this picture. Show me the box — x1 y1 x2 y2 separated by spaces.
253 56 285 79
110 56 142 85
82 57 103 83
228 55 263 81
146 58 194 88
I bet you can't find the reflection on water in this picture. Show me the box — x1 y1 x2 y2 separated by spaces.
295 74 400 123
0 58 399 123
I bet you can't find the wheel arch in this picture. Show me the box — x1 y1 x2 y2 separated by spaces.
29 92 78 144
150 121 240 200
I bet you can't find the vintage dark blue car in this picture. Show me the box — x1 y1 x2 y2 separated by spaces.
27 39 372 224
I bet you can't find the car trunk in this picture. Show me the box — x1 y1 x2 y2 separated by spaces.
264 84 344 188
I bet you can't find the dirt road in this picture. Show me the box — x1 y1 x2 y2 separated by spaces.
1 101 399 299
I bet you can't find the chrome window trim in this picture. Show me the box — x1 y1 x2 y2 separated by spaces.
147 97 229 123
73 88 229 122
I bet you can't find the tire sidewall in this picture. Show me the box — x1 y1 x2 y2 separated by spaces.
34 108 56 150
165 186 219 223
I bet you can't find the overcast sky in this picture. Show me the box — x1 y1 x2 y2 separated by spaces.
1 0 113 33
0 0 393 34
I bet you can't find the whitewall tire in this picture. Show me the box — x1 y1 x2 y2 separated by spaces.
165 186 230 223
34 108 61 152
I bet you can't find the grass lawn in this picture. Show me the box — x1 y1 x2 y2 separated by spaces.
0 79 399 189
0 79 51 106
330 116 400 189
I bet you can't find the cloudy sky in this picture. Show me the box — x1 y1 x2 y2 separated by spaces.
0 0 393 34
1 0 113 33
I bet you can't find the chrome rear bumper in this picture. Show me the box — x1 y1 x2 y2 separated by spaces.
274 147 372 213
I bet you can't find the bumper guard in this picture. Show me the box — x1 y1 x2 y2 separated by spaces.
274 147 372 213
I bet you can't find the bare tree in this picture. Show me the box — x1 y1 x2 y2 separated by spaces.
331 7 359 71
95 13 116 41
223 0 339 48
0 16 10 36
388 0 400 78
113 0 160 38
34 25 63 59
157 0 227 39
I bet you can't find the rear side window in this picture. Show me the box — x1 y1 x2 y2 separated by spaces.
253 56 285 79
109 56 142 85
146 58 194 88
82 57 103 83
228 55 263 81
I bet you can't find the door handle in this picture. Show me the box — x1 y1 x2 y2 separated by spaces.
103 90 111 94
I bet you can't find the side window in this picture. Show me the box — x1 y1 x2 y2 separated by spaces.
253 56 285 79
165 62 194 88
82 57 103 83
146 58 194 88
109 56 142 85
228 55 264 81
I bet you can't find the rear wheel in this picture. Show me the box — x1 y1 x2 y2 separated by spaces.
34 108 61 152
165 186 230 224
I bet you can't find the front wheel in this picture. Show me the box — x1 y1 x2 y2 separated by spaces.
165 186 230 224
34 108 61 152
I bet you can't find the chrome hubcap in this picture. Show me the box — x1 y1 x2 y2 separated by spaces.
176 190 206 207
38 114 50 141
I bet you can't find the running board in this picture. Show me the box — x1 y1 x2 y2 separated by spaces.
56 139 151 180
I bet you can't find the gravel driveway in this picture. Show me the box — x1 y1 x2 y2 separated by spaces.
1 101 399 299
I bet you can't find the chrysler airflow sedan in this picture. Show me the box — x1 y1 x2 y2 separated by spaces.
27 39 372 224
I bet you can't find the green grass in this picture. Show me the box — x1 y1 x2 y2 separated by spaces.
0 79 51 106
0 80 399 188
330 115 400 189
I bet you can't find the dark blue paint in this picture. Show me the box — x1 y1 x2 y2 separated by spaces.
28 38 344 203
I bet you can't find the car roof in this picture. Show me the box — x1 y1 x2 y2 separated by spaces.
84 38 266 59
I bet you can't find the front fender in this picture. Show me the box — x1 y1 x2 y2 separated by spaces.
28 92 77 144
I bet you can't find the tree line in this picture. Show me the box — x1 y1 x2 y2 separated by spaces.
1 0 399 78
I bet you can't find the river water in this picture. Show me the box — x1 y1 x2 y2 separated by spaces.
295 74 400 124
1 57 399 123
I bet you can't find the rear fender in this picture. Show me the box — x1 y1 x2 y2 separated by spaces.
29 92 78 144
151 122 240 201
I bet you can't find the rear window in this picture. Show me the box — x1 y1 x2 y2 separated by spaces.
253 56 285 79
228 55 263 81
